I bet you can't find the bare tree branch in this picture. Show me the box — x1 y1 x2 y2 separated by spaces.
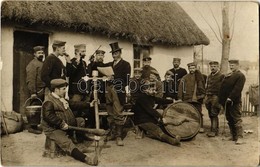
193 2 223 44
206 2 223 38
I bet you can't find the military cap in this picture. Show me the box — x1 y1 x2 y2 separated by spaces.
228 59 239 64
143 54 152 61
165 70 174 76
187 62 197 67
95 49 106 54
74 44 86 50
209 61 219 65
134 68 142 72
150 69 159 76
173 58 181 62
50 79 68 89
33 46 44 52
52 40 66 47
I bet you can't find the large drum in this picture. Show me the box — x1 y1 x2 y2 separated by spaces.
162 102 201 140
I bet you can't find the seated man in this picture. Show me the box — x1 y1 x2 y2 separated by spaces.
132 70 181 146
41 79 98 165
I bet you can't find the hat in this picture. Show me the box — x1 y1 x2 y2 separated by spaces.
50 79 68 89
33 46 44 52
173 58 181 62
95 49 106 54
52 40 66 47
143 54 152 61
187 62 197 67
150 69 159 76
109 42 122 53
165 70 174 76
209 61 219 65
134 68 142 72
228 59 239 64
74 44 86 50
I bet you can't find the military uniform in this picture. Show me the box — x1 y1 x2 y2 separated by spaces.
26 58 46 100
168 67 187 100
219 70 246 141
205 70 224 136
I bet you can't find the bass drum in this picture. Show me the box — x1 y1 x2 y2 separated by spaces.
162 102 201 140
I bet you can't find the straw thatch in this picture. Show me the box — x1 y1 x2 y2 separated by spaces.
1 1 210 46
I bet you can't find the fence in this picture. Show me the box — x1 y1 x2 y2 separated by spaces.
242 84 259 116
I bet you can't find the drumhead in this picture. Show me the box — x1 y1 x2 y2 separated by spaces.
162 102 201 140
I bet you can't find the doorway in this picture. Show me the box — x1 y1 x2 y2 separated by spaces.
13 30 49 114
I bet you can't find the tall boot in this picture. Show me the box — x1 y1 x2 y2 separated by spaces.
199 115 205 133
235 125 244 145
207 117 218 137
161 134 181 147
115 125 124 146
107 123 116 141
207 117 214 137
228 124 237 141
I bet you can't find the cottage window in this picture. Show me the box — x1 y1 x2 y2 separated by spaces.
133 44 152 69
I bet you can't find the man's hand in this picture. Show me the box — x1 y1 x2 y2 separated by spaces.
175 99 182 103
64 53 71 63
226 98 233 106
90 99 100 107
30 94 37 99
60 121 69 130
82 76 89 81
162 118 168 124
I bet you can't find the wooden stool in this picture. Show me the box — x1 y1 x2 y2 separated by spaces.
42 136 65 158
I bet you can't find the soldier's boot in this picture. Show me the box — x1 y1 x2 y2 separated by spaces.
71 148 98 166
207 117 218 137
235 125 245 145
107 123 116 141
228 124 237 141
207 118 214 137
199 116 205 133
115 125 124 146
161 134 181 147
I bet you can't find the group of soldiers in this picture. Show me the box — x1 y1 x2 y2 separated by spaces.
25 40 246 165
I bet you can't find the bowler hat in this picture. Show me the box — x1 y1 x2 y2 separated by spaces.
109 42 122 53
74 44 86 50
52 40 66 47
187 62 197 67
33 46 45 53
228 59 239 64
50 79 68 89
96 49 106 54
209 61 219 65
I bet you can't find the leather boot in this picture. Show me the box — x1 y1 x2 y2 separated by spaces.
107 123 116 141
161 134 181 147
207 118 214 137
235 125 244 145
207 117 218 137
85 155 98 166
115 125 124 146
228 124 237 141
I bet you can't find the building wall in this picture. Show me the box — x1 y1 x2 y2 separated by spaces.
1 25 14 111
1 27 194 111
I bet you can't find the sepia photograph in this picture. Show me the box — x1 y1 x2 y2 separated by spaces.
0 1 259 166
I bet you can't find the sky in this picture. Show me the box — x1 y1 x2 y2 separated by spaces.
178 1 259 62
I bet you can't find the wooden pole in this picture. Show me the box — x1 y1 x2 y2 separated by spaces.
92 70 100 129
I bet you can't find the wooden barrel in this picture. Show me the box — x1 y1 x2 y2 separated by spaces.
162 102 201 140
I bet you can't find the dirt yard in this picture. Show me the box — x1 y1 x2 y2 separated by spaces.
1 109 259 167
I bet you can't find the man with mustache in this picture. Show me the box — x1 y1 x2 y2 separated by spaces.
26 45 46 134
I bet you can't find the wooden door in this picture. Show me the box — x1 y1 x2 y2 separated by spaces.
13 30 49 114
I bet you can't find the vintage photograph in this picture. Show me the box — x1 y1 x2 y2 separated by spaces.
0 1 259 166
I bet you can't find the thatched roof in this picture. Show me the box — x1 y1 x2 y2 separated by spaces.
1 1 210 46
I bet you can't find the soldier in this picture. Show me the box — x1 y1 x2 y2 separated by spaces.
205 61 225 137
41 79 98 165
141 54 161 81
25 46 46 134
219 60 246 144
166 58 187 100
106 42 131 146
178 62 205 133
133 70 180 146
163 70 175 100
41 40 71 94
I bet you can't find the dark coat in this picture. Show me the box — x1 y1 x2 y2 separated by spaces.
168 67 187 97
66 58 88 95
141 65 161 81
206 71 225 95
41 53 66 89
108 59 131 105
219 70 246 105
26 58 46 95
178 70 205 102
